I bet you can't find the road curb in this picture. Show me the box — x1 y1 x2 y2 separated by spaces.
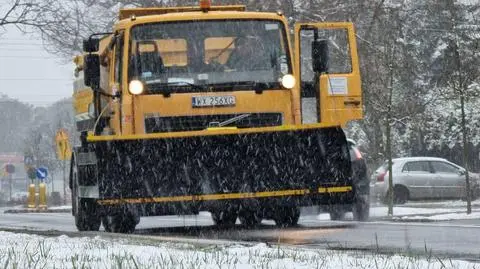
4 208 71 214
385 217 437 223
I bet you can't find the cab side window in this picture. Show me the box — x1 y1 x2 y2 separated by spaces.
114 33 124 84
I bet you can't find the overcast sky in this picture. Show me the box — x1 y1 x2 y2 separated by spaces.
0 26 73 107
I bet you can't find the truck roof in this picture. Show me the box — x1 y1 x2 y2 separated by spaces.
119 5 246 20
115 10 286 30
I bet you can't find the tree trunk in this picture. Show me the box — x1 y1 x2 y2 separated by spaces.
460 93 472 214
387 65 394 216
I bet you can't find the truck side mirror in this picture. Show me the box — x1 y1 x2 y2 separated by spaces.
83 38 100 53
84 54 100 88
312 39 329 73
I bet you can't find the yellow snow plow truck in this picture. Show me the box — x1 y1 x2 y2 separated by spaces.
71 1 363 232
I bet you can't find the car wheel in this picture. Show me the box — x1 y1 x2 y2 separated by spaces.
462 187 479 202
393 185 409 204
472 189 480 201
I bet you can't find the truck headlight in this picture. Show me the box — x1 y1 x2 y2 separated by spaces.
129 80 144 95
281 74 296 89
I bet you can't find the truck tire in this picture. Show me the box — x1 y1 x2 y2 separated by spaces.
72 162 100 232
352 195 370 221
238 209 262 228
102 214 136 233
211 210 237 227
329 205 345 221
274 207 300 227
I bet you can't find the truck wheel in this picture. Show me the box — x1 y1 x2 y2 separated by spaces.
239 209 262 228
274 207 300 227
72 163 100 231
329 205 345 221
352 195 370 221
102 212 137 233
211 210 237 227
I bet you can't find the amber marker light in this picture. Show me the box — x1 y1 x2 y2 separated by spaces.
200 0 211 12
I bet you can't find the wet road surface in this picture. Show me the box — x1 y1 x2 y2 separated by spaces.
0 210 479 259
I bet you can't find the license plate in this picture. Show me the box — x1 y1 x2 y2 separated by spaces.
192 95 236 108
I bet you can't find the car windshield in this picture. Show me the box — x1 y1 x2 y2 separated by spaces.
129 19 291 94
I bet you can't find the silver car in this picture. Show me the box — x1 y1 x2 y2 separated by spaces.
372 157 480 204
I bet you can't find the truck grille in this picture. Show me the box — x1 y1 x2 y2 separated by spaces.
145 113 282 133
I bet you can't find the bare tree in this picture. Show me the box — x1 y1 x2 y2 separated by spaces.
0 0 59 35
29 0 262 59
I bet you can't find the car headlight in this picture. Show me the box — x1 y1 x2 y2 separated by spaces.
281 74 296 89
129 80 144 95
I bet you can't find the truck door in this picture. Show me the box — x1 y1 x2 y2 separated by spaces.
294 22 362 126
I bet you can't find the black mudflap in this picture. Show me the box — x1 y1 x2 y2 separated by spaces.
93 127 353 208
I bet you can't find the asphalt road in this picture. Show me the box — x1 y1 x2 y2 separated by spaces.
0 210 479 260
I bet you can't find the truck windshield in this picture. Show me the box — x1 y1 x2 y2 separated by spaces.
129 19 291 94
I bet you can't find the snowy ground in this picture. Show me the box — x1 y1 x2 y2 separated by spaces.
403 199 480 208
317 200 480 222
396 211 480 221
0 231 479 269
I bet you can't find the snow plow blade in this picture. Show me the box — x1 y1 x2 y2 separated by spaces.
90 126 354 210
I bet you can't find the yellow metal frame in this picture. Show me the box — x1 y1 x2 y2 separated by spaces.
97 186 352 205
88 122 338 142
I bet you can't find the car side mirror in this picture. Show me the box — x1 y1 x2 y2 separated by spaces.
312 39 329 73
458 169 466 176
84 54 100 88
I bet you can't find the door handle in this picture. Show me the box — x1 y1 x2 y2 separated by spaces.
344 100 361 106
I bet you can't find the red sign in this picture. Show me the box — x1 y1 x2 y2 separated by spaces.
0 153 23 163
5 164 15 174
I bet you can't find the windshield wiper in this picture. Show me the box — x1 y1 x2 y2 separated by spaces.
206 81 274 94
209 37 238 63
208 114 252 128
146 81 207 97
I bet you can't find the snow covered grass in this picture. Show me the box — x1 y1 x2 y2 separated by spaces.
0 231 479 269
